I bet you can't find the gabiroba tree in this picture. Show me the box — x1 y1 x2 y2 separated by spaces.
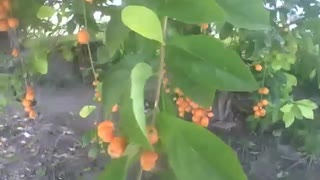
2 0 320 179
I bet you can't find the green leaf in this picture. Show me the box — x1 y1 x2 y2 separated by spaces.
284 73 297 87
101 53 146 115
295 99 318 110
81 129 96 147
98 156 128 180
166 35 258 106
157 113 247 180
121 5 164 44
291 105 303 120
160 89 177 115
79 105 96 118
283 112 295 128
62 46 74 62
215 0 270 30
297 104 314 119
280 104 293 113
119 92 152 150
32 51 48 74
37 5 56 19
159 0 225 24
105 6 130 57
130 63 153 137
88 146 99 159
96 46 112 64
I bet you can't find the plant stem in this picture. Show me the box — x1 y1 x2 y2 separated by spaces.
82 1 97 80
136 168 143 180
260 61 268 99
151 16 168 124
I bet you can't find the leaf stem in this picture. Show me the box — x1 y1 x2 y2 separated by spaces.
151 16 168 124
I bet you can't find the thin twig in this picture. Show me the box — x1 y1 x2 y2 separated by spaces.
151 16 168 124
82 1 97 80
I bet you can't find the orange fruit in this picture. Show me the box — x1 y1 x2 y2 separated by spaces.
253 105 259 111
24 106 32 112
107 137 127 159
207 112 214 118
0 19 8 31
94 91 100 98
260 99 269 106
112 104 119 112
193 108 206 117
29 110 37 119
201 23 209 30
254 111 261 118
25 92 35 101
11 48 19 57
22 99 31 107
77 28 90 44
2 0 10 11
255 64 262 71
261 87 269 95
140 151 159 171
192 116 201 123
146 126 159 145
0 4 8 19
8 17 19 29
259 109 266 117
97 120 114 143
200 116 209 127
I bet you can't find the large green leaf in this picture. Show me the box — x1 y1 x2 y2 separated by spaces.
119 92 152 150
166 35 258 106
157 113 247 180
98 144 140 180
98 157 128 180
216 0 270 30
159 0 225 24
105 6 130 58
130 63 153 138
102 53 146 115
121 5 164 44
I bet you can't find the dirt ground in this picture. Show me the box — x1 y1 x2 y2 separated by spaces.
0 82 320 180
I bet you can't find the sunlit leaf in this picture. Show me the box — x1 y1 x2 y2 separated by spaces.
37 5 56 19
79 105 96 118
122 5 164 44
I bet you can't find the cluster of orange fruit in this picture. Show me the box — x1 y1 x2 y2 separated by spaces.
21 86 37 119
174 89 213 127
253 87 270 118
0 0 19 31
0 0 20 57
162 73 213 128
97 120 160 171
